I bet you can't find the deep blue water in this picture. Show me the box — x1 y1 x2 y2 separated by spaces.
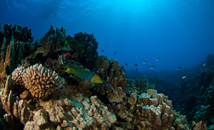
0 0 213 71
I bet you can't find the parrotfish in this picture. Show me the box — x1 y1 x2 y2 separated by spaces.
65 67 103 83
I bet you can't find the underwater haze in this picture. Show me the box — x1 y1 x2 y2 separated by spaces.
0 0 213 71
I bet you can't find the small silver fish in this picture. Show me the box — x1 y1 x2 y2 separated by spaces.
181 76 186 79
150 66 155 69
143 61 147 64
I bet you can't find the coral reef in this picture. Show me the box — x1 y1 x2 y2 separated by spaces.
193 85 214 127
0 75 116 130
204 54 214 68
0 23 210 129
192 121 207 130
0 24 35 80
0 24 33 45
174 67 214 125
25 26 98 71
135 76 155 93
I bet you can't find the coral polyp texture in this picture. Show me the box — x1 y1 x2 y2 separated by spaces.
11 66 26 87
0 23 211 129
21 64 65 100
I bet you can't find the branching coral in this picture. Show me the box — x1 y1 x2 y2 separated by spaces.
1 24 33 46
0 23 35 79
96 56 126 87
11 64 65 100
73 32 99 70
70 96 117 129
21 64 65 100
23 95 116 130
0 76 31 129
11 66 26 87
133 89 188 130
192 121 207 130
39 25 66 56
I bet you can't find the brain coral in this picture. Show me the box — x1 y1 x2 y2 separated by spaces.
22 64 65 100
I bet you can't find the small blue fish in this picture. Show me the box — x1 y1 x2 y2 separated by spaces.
112 102 117 106
142 106 146 109
107 96 111 99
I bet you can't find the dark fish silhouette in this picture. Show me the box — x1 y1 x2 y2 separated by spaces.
177 67 182 70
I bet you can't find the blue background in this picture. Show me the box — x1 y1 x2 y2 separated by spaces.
0 0 213 71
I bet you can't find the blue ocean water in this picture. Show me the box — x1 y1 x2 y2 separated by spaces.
0 0 213 71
